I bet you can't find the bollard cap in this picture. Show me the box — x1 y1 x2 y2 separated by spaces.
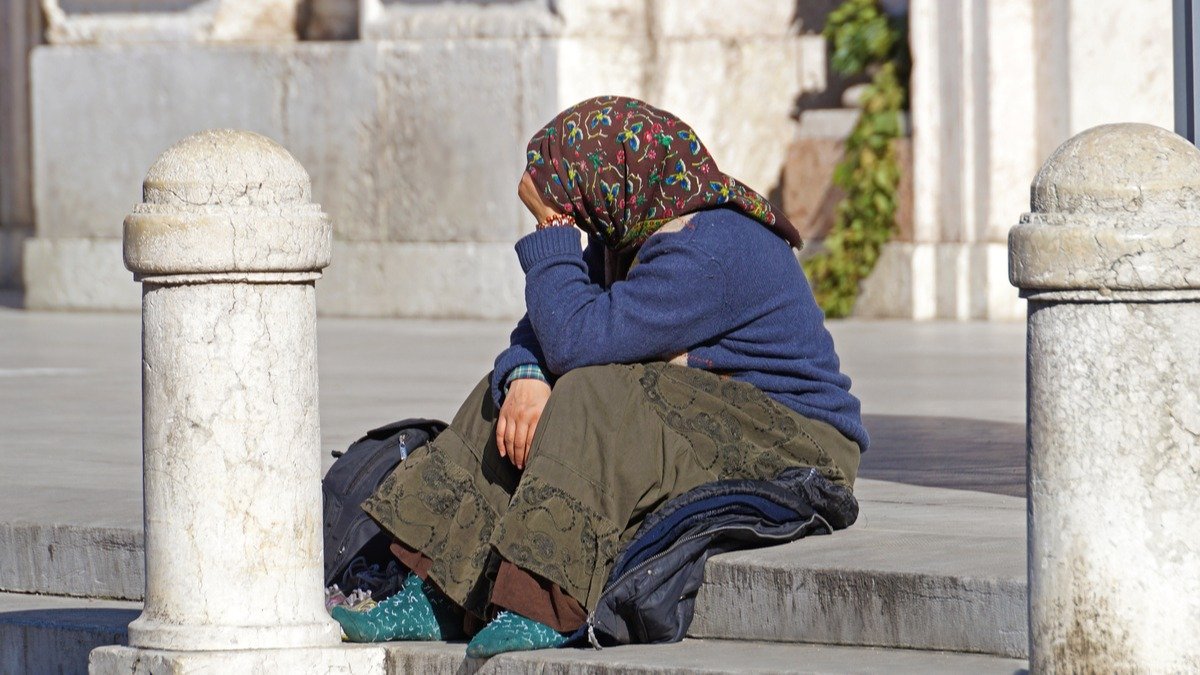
1010 124 1200 295
124 129 332 279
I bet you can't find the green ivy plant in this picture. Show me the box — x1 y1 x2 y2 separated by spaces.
803 0 910 318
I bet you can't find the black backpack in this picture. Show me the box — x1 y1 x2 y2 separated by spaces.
322 418 447 591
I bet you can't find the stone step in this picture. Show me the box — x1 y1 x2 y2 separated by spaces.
690 479 1028 658
1 592 1027 674
0 522 142 600
379 640 1028 674
0 480 1028 659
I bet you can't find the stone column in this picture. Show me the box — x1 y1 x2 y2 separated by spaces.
92 130 383 674
1009 124 1200 672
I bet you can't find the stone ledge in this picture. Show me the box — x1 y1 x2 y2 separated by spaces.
691 479 1028 658
90 644 387 674
21 238 527 319
382 639 1028 674
23 237 139 311
0 480 1028 659
0 522 142 600
1 593 1028 675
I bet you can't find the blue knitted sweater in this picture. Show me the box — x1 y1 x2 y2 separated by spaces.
491 208 868 452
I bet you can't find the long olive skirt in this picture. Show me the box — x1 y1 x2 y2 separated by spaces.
361 363 859 618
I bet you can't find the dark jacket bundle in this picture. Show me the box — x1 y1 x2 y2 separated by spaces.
569 466 859 648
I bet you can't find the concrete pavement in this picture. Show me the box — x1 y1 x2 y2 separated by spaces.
0 308 1029 672
0 309 1026 536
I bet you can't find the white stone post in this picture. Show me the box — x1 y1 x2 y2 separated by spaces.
1009 123 1200 673
91 130 384 673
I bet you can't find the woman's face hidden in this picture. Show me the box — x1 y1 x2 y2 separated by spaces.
518 172 559 223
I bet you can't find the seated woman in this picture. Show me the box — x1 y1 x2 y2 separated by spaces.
332 96 868 657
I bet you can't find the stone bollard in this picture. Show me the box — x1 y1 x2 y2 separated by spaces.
90 130 384 673
1009 123 1200 673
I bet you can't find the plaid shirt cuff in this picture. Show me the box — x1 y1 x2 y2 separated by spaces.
504 364 549 394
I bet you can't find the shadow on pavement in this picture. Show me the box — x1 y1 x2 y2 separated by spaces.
0 289 23 309
1 607 133 674
0 607 137 632
858 414 1026 498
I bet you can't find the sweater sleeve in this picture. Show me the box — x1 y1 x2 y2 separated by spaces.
490 234 606 407
490 313 548 407
514 225 736 375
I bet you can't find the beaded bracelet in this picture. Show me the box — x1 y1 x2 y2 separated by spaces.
537 213 576 230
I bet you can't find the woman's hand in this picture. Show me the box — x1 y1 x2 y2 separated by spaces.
518 172 560 225
496 378 552 470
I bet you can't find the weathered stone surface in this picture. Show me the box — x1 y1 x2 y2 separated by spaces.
655 38 803 195
652 0 797 38
383 639 1027 674
893 0 1172 320
783 135 844 242
31 45 287 240
41 0 301 43
30 44 389 243
1038 0 1173 139
23 237 139 311
556 0 643 37
5 602 1029 675
360 0 558 40
124 129 332 276
1011 124 1200 293
374 39 556 245
321 241 525 319
554 37 645 109
798 33 828 94
41 1 213 44
1012 123 1200 673
90 644 386 674
1032 123 1200 217
282 43 383 240
0 522 142 600
122 130 339 652
1025 300 1200 673
27 20 813 314
691 479 1028 658
210 0 300 42
855 242 1021 321
22 238 530 318
30 42 545 245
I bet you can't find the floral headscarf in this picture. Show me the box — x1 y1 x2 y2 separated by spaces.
524 95 802 251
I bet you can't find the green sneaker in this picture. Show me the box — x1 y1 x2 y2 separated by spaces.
331 573 463 643
465 611 568 658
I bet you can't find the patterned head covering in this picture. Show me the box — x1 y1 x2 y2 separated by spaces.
524 95 802 251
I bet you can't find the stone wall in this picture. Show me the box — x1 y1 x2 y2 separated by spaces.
40 0 302 43
23 0 819 317
856 0 1174 320
27 42 548 316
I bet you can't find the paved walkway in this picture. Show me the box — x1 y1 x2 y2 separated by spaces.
0 308 1026 532
0 307 1030 672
